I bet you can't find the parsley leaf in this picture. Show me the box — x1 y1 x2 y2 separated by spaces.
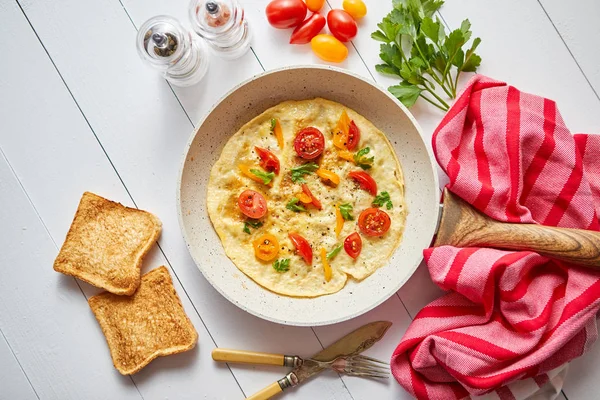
290 162 319 183
270 118 276 132
273 259 290 272
243 219 263 234
354 147 375 170
372 0 482 111
250 168 274 185
373 191 393 210
339 203 354 221
327 245 343 260
286 198 307 212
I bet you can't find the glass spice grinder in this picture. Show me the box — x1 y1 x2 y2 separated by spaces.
136 15 209 87
188 0 251 60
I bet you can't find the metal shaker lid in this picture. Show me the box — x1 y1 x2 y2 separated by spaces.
136 15 188 67
189 0 239 40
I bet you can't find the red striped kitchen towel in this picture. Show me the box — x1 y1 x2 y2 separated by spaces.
391 75 600 399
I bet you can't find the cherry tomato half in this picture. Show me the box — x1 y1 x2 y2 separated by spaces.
348 171 377 196
253 234 279 261
255 146 280 174
344 232 362 258
306 0 325 12
347 120 360 150
266 0 307 29
290 12 326 44
358 208 391 237
289 232 313 264
327 9 357 42
301 183 322 210
238 190 268 219
342 0 367 19
311 34 348 63
294 127 325 159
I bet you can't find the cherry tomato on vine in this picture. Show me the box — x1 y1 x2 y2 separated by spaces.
266 0 307 29
310 34 348 63
290 12 326 44
305 0 325 12
342 0 367 20
327 9 357 42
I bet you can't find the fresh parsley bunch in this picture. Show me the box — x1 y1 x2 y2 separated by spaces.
372 0 481 111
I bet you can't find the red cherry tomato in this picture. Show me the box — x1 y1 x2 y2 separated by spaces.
255 146 280 174
289 232 313 264
238 190 268 219
290 12 326 44
358 208 391 237
266 0 307 29
294 127 325 159
301 183 322 210
327 9 358 42
346 120 360 150
348 171 377 196
344 232 362 259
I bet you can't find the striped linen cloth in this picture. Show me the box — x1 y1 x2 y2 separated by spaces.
391 75 600 399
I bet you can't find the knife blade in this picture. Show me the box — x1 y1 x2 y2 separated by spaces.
245 320 392 400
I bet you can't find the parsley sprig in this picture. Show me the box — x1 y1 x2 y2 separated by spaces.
327 245 343 260
372 0 482 111
273 258 290 272
290 162 319 183
354 147 375 170
250 168 274 185
286 198 307 212
373 191 393 210
339 203 354 221
242 219 263 234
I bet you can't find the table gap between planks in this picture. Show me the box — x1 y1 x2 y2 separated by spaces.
0 0 598 399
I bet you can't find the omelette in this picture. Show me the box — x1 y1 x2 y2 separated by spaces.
207 98 407 297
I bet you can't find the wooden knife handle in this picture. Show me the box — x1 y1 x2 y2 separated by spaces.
245 382 282 400
212 348 285 366
436 189 600 267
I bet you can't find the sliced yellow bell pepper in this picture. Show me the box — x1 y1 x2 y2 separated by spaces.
335 206 344 237
333 110 351 150
296 192 312 204
321 248 332 282
238 164 272 186
337 150 355 162
273 119 284 149
316 168 340 186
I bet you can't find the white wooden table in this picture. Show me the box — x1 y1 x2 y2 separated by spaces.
1 0 599 399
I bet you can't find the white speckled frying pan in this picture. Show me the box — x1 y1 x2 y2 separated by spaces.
177 66 440 326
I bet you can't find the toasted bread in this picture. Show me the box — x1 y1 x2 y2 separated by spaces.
88 266 198 375
53 192 161 295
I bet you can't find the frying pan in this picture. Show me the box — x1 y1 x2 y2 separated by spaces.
177 65 600 326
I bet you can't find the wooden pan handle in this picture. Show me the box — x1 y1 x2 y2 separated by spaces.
245 382 283 400
212 348 285 366
435 189 600 267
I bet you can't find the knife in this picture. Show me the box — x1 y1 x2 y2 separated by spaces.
231 320 392 400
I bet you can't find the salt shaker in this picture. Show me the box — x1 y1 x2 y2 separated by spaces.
188 0 251 60
136 15 209 87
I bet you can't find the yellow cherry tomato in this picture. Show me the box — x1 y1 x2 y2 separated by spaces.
342 0 367 19
305 0 325 12
321 248 332 282
316 168 340 186
253 234 279 261
311 34 348 63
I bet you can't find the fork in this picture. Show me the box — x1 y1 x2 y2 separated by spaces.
212 348 389 379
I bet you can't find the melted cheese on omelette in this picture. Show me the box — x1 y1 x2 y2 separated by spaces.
207 98 407 297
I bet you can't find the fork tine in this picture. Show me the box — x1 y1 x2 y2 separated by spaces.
347 360 390 372
352 355 389 366
345 371 389 379
346 365 390 375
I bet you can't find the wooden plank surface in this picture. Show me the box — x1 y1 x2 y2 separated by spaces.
0 331 38 400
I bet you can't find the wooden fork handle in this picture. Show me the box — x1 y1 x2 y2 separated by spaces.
212 348 289 366
436 188 600 267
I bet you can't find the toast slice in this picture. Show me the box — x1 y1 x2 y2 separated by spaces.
88 266 198 375
53 191 162 295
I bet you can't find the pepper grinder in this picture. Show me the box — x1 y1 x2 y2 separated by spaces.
188 0 252 60
136 15 209 87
